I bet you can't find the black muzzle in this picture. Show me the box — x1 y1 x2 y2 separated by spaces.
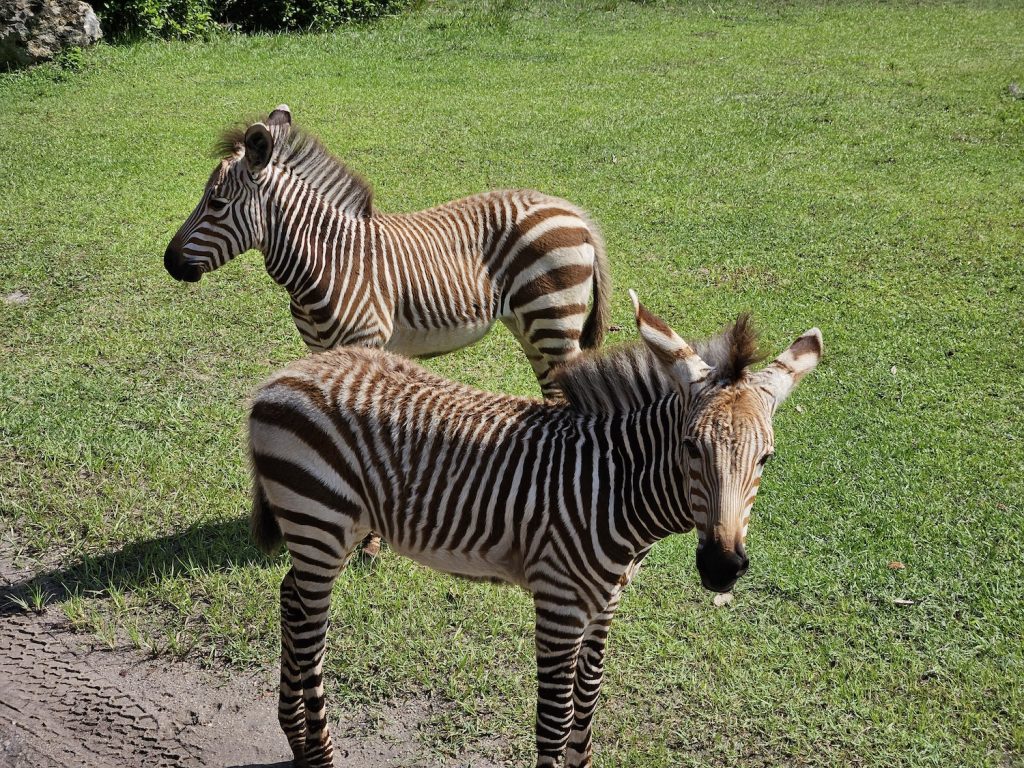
164 244 203 283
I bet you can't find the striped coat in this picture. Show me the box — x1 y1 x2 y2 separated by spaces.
165 105 610 399
248 292 823 767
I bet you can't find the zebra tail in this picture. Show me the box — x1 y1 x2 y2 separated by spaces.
250 473 283 555
579 219 611 350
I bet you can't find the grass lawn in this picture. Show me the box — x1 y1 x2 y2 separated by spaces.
1 1 1022 765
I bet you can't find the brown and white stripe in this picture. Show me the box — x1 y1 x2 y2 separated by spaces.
247 291 822 768
164 105 610 400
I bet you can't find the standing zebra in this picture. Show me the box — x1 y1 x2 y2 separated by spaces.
248 291 823 768
164 105 609 400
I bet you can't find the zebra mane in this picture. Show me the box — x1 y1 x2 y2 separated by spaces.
213 124 248 160
216 122 374 218
555 344 676 415
556 314 764 415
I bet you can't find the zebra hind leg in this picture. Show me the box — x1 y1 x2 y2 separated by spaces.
501 318 579 401
278 534 355 767
279 566 308 762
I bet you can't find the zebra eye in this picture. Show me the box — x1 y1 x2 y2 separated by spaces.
758 452 774 467
684 439 700 459
209 197 229 211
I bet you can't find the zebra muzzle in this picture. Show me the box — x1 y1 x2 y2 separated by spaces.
696 543 749 594
164 245 204 283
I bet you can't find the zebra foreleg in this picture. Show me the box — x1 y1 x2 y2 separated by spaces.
565 556 647 767
564 594 622 768
533 603 586 768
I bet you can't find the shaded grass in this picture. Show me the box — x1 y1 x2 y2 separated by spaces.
1 1 1023 765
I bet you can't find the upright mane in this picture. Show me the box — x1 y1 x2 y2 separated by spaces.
556 313 764 415
694 312 764 384
215 121 374 218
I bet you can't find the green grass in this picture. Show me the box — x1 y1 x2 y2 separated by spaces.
2 1 1023 765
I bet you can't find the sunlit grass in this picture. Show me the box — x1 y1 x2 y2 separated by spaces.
1 1 1022 765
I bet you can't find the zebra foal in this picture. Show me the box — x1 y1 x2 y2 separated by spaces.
248 291 822 767
164 105 609 400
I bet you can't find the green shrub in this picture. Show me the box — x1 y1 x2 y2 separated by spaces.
95 0 406 39
93 0 215 39
220 0 406 32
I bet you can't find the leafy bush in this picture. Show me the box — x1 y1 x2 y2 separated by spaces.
94 0 406 39
92 0 215 39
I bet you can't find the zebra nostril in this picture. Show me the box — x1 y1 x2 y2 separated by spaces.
164 244 202 282
734 546 749 573
723 551 741 573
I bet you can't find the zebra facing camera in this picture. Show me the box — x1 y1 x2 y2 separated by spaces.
696 542 749 594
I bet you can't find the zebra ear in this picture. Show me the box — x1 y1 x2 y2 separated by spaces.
629 290 711 386
755 328 823 404
268 104 291 126
244 122 274 174
267 105 292 143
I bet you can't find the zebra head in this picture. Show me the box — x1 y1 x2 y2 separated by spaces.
164 106 293 282
629 290 822 593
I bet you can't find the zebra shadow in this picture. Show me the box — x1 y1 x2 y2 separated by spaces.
1 516 378 616
0 516 258 615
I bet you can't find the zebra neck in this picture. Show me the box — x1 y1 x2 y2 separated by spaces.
605 401 692 549
260 188 364 295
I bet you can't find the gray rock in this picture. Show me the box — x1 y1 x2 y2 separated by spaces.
1 0 102 68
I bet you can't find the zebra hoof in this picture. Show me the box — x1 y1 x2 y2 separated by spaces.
358 534 381 560
300 739 334 768
288 742 306 767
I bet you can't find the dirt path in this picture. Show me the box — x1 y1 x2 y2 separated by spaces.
0 555 504 768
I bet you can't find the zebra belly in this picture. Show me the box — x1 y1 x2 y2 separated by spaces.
389 541 527 589
385 321 494 358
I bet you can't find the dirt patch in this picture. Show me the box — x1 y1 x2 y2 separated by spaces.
0 553 505 768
